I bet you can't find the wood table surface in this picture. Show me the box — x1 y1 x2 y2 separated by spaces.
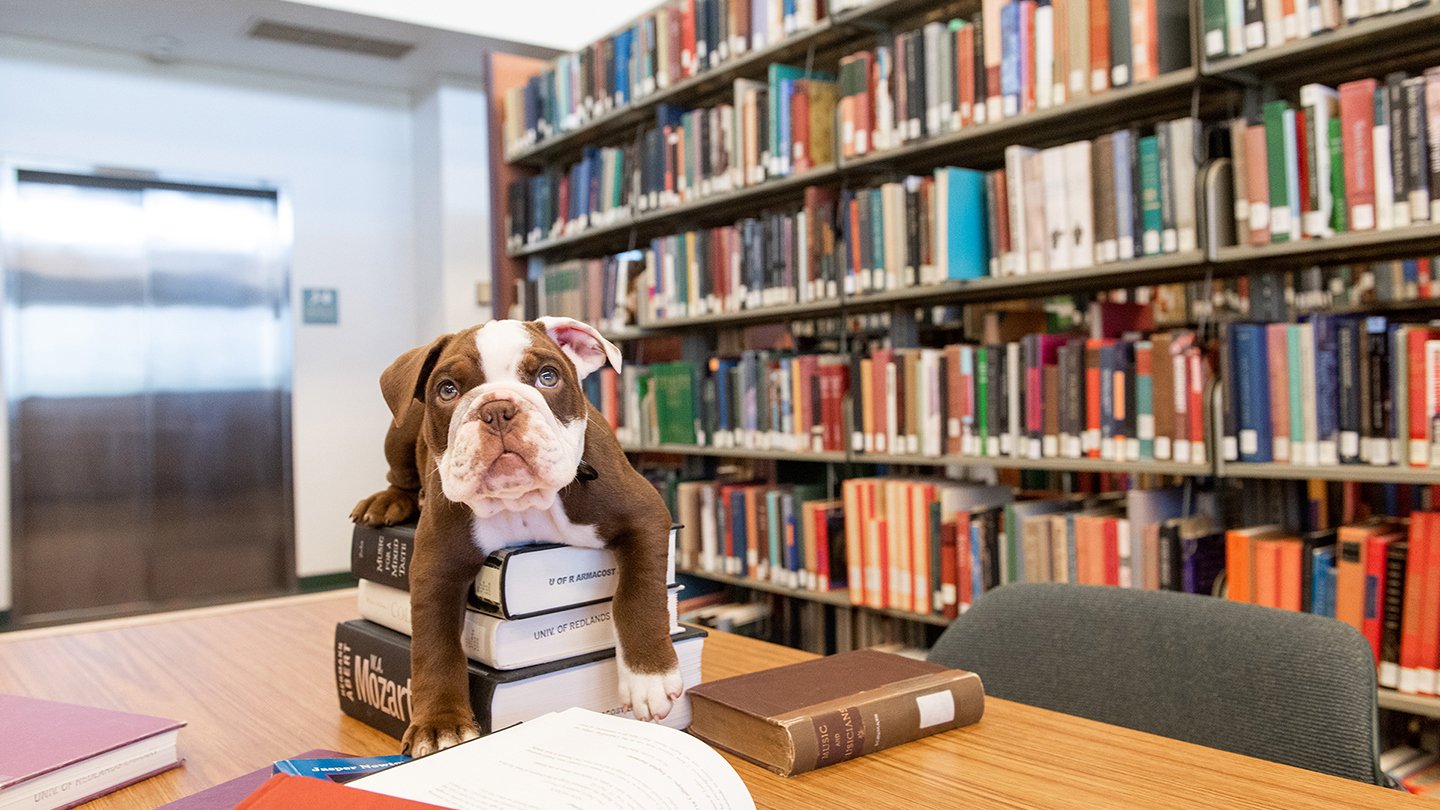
0 590 1415 808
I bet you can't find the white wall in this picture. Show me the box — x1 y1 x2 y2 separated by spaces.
0 35 428 608
411 80 494 338
292 0 661 51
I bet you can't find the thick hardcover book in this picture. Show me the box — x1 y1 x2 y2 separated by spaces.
351 523 677 620
357 579 681 671
334 620 707 739
687 649 985 776
0 695 184 810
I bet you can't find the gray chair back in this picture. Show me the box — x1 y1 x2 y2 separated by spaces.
927 583 1383 784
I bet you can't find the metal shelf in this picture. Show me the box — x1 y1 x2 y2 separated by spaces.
678 566 953 627
856 453 1211 476
1218 462 1440 485
1379 688 1440 719
1213 223 1440 269
623 443 849 463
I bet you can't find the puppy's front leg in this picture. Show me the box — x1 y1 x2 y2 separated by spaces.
609 521 682 722
403 519 484 757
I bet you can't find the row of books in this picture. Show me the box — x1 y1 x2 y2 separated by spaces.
598 118 1200 322
1184 258 1440 322
595 320 1210 465
1221 317 1440 468
506 67 841 250
1229 69 1440 245
502 0 845 154
837 0 1190 157
339 523 706 740
1226 514 1440 697
535 253 646 336
1201 0 1429 62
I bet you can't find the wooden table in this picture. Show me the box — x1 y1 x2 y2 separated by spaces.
0 590 1414 808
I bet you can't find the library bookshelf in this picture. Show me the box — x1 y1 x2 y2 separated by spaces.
503 0 1440 709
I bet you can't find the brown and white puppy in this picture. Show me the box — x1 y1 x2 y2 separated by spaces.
351 317 679 757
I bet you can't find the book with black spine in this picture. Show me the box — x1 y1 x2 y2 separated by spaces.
334 620 707 740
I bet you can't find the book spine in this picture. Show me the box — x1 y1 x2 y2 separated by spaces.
784 673 987 775
350 523 414 591
1380 540 1409 689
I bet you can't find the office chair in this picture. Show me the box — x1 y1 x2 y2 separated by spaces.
928 583 1386 785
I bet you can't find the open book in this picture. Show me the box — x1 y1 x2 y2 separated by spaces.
350 707 754 810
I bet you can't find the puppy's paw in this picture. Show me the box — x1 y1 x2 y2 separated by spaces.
617 658 684 722
351 486 419 527
402 717 480 758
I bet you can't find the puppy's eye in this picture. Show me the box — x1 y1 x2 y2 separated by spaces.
535 366 560 389
436 380 460 401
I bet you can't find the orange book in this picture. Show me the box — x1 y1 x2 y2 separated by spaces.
1087 0 1109 94
1253 540 1280 608
1128 0 1156 83
1408 328 1439 467
1336 520 1402 633
1276 538 1303 612
911 483 936 614
843 480 865 605
860 358 875 453
1225 526 1281 603
1422 513 1440 694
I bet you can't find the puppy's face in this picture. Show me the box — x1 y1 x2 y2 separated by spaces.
381 318 621 517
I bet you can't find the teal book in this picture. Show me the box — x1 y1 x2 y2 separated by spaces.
1139 135 1163 256
869 186 886 288
939 166 990 280
766 488 784 578
767 64 832 176
1202 0 1228 58
1287 324 1305 463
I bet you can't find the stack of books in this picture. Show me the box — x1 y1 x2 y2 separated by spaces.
335 523 705 739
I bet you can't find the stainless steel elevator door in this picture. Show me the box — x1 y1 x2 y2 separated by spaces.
4 169 294 626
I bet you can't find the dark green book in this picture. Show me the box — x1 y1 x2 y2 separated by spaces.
1139 135 1163 256
1263 99 1292 243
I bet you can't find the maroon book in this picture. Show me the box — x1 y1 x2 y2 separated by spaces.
0 694 185 809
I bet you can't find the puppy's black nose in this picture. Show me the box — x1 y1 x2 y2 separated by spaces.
478 400 517 430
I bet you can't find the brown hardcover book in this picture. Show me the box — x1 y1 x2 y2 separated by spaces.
1043 363 1061 456
1092 132 1117 264
904 349 922 453
946 344 965 455
1150 331 1176 460
808 81 839 169
687 650 985 776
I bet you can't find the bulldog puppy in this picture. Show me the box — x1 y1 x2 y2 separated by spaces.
351 317 680 757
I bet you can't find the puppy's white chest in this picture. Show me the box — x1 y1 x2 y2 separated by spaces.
470 503 605 556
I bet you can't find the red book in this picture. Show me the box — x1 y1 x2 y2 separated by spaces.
1409 328 1439 468
1339 78 1378 231
856 51 875 154
1400 514 1429 693
1245 124 1271 245
957 25 976 128
1088 0 1110 94
815 501 832 591
1364 533 1399 662
1102 517 1120 587
158 750 349 810
1187 348 1206 464
236 775 443 809
0 695 184 809
681 0 698 78
941 520 959 620
1423 512 1440 694
791 84 812 172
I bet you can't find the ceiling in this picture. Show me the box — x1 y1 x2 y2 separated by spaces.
0 0 565 92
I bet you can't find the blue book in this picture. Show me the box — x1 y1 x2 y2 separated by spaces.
1310 544 1337 617
999 3 1021 117
784 493 800 581
1112 131 1136 259
1232 323 1274 462
939 167 990 279
1099 341 1118 459
713 358 736 436
970 522 985 600
1311 313 1341 465
1180 532 1225 595
615 29 632 107
730 488 748 576
272 755 407 784
778 77 795 176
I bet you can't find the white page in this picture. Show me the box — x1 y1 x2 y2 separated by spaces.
351 707 755 810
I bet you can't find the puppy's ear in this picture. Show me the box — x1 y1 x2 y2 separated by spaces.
535 317 622 380
380 334 453 426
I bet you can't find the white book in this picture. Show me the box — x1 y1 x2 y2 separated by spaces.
1297 323 1319 465
873 46 895 153
1299 84 1339 237
1064 140 1095 269
1005 146 1037 275
1169 119 1199 253
358 579 680 671
1042 146 1072 272
352 707 744 809
924 22 946 136
1006 342 1022 457
1035 5 1055 110
1375 112 1395 230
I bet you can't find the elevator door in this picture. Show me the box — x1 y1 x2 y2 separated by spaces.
4 169 294 626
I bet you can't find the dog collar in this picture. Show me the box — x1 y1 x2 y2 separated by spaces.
576 459 598 482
